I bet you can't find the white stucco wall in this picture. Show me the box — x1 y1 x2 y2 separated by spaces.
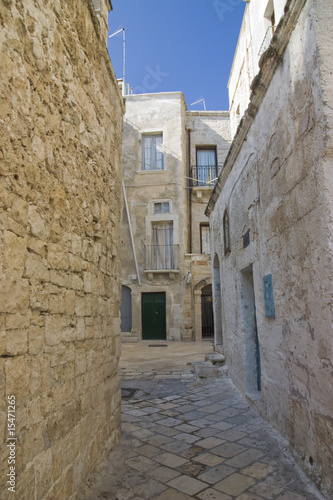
228 0 287 137
209 0 333 495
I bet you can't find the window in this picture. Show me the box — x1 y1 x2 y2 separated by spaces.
200 224 210 254
195 147 217 186
92 0 102 12
152 223 174 269
154 202 170 214
142 134 163 170
223 210 230 255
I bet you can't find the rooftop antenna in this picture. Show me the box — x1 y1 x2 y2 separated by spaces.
191 98 206 111
109 28 126 96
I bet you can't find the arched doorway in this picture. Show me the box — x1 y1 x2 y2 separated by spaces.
201 284 214 338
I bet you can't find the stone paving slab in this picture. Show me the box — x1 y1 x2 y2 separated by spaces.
82 375 327 500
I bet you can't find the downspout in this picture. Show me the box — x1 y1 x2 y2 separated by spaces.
122 180 141 285
187 128 192 254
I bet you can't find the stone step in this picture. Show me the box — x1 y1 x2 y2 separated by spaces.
191 361 229 379
204 353 226 366
215 344 224 355
121 332 139 343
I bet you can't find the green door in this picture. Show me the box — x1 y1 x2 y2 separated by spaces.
142 292 166 340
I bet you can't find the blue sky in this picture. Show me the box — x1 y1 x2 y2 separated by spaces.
107 1 246 111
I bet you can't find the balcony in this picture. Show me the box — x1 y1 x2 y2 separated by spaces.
190 165 222 188
258 26 276 60
144 245 179 272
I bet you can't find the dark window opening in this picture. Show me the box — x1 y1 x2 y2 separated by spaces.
223 210 231 255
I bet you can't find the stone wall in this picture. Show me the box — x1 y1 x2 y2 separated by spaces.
207 0 333 495
121 93 187 342
0 1 124 498
228 0 287 137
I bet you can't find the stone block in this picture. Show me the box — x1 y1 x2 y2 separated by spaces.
3 230 26 277
49 270 69 288
27 236 47 257
204 353 226 366
0 278 30 314
28 325 45 354
6 216 26 238
69 253 82 273
28 205 48 240
6 314 29 330
4 329 28 356
48 243 69 271
192 361 228 379
11 196 28 225
72 234 82 255
45 315 67 346
30 283 49 312
24 252 49 282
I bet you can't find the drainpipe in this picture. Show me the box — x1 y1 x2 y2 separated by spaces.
122 180 141 285
187 128 192 254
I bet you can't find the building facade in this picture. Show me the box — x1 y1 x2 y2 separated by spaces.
228 0 287 137
120 93 231 342
0 1 124 498
207 0 333 495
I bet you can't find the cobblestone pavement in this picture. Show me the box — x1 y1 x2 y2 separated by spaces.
83 343 326 500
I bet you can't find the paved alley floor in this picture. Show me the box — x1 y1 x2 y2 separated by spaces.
82 342 326 500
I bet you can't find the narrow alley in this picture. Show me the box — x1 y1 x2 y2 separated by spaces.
82 343 326 500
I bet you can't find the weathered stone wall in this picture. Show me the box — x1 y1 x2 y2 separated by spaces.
121 93 187 342
186 111 231 255
208 0 333 495
0 1 124 498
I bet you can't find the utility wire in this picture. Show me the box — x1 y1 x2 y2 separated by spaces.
122 155 221 188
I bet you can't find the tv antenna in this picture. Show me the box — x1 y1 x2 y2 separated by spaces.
191 98 206 111
109 28 126 95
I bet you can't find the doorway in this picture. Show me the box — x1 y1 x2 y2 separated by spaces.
241 266 261 393
142 292 166 340
120 286 132 333
201 285 214 338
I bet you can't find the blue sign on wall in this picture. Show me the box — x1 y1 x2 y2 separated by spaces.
263 274 275 318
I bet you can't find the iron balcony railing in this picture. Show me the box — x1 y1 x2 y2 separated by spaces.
190 165 222 187
144 245 179 271
258 26 276 59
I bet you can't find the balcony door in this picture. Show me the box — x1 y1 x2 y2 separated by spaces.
152 223 174 270
196 147 217 186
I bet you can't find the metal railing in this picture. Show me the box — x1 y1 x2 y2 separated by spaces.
258 26 276 60
144 245 179 271
190 165 222 187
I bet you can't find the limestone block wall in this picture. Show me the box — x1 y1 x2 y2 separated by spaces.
208 0 333 495
0 1 124 498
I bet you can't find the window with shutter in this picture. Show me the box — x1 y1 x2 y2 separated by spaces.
142 134 163 170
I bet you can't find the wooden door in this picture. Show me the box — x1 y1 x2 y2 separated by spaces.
142 292 166 340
